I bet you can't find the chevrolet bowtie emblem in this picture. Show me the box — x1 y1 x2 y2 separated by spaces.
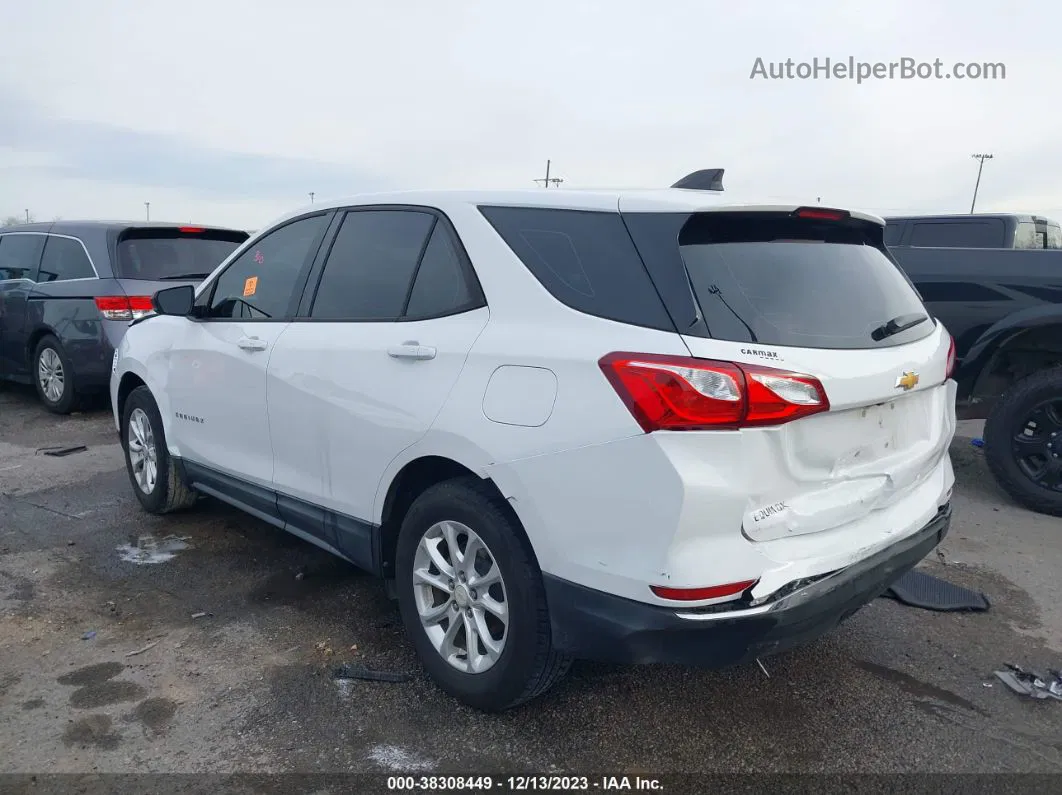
895 371 920 391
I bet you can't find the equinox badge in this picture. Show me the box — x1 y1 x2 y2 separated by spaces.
895 371 920 391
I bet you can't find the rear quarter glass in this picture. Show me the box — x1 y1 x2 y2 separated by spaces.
477 205 677 333
657 211 933 350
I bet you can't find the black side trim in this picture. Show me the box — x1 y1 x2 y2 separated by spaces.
176 458 384 576
329 511 382 574
277 493 328 541
183 459 280 523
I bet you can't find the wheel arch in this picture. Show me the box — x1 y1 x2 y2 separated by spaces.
374 440 532 581
25 324 61 370
958 309 1062 417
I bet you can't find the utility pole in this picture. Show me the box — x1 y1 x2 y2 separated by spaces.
24 209 29 222
309 192 315 204
145 201 151 221
534 159 564 189
970 153 993 213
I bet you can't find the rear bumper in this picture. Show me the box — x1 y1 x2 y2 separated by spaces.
544 502 951 666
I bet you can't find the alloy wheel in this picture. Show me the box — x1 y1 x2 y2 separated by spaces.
412 520 509 674
127 408 158 494
37 348 65 404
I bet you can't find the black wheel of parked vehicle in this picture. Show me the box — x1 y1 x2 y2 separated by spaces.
33 335 78 414
395 477 571 712
121 386 198 514
984 367 1062 516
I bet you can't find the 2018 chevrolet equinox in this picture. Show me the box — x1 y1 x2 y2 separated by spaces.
110 178 956 712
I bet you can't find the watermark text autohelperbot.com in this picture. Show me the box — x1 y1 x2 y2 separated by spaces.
750 57 1006 83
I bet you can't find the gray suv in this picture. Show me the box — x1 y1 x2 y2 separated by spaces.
0 221 248 413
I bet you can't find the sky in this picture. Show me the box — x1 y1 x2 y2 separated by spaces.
1 0 1059 230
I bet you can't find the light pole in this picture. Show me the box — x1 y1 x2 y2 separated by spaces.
970 154 993 214
144 201 151 221
309 192 315 204
24 209 29 222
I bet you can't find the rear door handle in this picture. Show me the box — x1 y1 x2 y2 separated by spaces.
237 336 268 352
387 342 436 361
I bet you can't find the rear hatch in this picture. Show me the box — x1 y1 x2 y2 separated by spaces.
622 206 954 544
102 226 248 319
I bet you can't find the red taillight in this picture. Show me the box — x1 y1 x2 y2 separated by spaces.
946 334 956 379
179 226 204 233
793 206 850 221
95 296 154 321
599 352 830 432
650 579 758 602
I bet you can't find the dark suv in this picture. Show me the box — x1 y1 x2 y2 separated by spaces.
0 221 249 413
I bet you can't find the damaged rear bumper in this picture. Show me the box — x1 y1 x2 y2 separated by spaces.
543 502 951 666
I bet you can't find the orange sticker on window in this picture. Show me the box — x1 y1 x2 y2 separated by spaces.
243 276 258 297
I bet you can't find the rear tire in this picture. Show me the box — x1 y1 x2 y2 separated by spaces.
121 386 197 514
33 335 78 414
395 477 571 712
984 367 1062 516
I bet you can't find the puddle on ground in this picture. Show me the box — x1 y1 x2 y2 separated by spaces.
62 714 121 749
116 535 191 565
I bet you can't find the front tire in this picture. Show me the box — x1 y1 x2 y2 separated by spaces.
984 367 1062 516
33 335 77 414
121 386 197 514
395 478 571 712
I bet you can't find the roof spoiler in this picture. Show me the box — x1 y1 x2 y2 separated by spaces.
671 168 724 192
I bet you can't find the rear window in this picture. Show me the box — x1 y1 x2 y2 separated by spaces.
115 227 248 280
673 212 933 350
908 220 1005 248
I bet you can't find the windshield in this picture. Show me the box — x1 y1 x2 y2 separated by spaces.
116 228 247 280
674 212 933 350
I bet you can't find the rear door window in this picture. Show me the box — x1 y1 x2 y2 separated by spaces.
117 227 248 280
883 222 904 246
309 210 435 321
0 234 45 281
670 212 933 350
38 236 96 282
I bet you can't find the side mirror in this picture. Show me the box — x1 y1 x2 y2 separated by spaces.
152 284 195 316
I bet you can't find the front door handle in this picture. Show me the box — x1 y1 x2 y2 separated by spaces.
387 341 436 361
237 336 268 352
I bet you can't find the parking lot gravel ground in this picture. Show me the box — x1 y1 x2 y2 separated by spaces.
1 383 1061 778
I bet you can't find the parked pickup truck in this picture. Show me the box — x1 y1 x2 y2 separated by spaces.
890 244 1062 515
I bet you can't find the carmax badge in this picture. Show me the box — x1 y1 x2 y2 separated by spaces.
895 371 920 391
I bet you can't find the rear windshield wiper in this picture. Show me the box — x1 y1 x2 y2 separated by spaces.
871 312 928 341
157 272 209 280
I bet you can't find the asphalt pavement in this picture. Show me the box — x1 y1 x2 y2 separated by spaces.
1 384 1060 776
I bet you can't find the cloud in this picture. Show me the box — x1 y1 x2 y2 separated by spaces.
0 88 386 200
0 0 1060 226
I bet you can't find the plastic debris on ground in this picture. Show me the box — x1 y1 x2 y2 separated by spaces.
332 663 412 684
37 445 88 457
882 569 990 612
116 535 191 565
993 664 1062 701
81 631 96 641
971 437 985 448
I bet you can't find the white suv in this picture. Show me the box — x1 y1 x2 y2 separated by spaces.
111 182 957 712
